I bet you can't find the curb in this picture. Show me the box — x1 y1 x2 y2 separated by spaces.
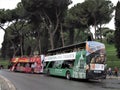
0 74 16 90
106 76 120 79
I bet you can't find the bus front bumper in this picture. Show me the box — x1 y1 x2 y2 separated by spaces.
86 70 106 80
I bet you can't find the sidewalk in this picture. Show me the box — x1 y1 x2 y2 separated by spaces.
0 74 16 90
106 75 120 79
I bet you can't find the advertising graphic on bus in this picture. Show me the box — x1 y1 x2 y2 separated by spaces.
44 41 106 80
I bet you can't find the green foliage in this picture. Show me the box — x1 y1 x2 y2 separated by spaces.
114 1 120 58
105 43 120 68
0 2 27 24
0 0 115 59
84 0 114 25
82 0 114 40
65 0 114 42
106 32 114 44
0 59 10 69
21 0 72 49
0 9 12 23
102 27 114 37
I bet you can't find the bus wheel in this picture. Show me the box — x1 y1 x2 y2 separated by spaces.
66 71 71 80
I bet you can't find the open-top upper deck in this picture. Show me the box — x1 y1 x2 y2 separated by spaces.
47 41 105 55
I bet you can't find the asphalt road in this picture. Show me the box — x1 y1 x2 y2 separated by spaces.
0 70 120 90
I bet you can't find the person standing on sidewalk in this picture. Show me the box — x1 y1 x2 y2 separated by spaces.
108 67 112 78
114 67 119 77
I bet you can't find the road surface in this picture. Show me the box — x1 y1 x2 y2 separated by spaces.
0 70 120 90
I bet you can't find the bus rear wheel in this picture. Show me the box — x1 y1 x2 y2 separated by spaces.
66 71 71 80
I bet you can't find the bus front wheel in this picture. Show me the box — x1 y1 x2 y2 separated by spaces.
66 71 71 80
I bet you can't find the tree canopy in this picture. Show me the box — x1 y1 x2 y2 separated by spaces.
80 0 114 40
0 0 114 58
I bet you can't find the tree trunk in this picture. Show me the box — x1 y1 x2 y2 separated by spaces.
99 24 102 42
94 25 97 40
87 26 94 41
50 34 54 49
38 35 42 54
93 14 97 40
20 35 23 56
13 47 19 57
48 26 54 49
60 23 65 47
69 29 74 44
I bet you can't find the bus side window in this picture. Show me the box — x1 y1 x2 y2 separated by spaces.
68 60 74 68
62 63 69 69
53 61 63 68
62 61 68 69
61 63 65 68
62 61 74 69
73 48 77 52
48 61 55 68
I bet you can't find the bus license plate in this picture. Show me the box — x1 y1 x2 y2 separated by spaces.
94 70 101 73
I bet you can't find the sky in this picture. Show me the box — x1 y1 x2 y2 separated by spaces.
0 0 118 48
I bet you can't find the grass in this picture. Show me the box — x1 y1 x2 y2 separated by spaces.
0 58 10 69
105 43 120 68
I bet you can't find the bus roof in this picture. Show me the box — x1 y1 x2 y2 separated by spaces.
47 42 86 54
47 41 105 54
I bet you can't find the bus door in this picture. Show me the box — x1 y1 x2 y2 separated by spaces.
72 50 86 79
50 61 64 76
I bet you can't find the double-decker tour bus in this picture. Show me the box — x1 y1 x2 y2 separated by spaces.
44 41 106 80
10 55 44 73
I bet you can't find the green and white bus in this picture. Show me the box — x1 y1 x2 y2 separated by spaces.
44 41 106 80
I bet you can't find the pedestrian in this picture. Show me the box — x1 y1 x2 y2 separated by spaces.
108 67 112 78
114 67 119 77
0 65 4 69
31 63 35 73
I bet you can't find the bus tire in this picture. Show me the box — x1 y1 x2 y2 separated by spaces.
66 71 71 80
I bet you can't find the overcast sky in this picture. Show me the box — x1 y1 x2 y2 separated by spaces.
0 0 118 48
